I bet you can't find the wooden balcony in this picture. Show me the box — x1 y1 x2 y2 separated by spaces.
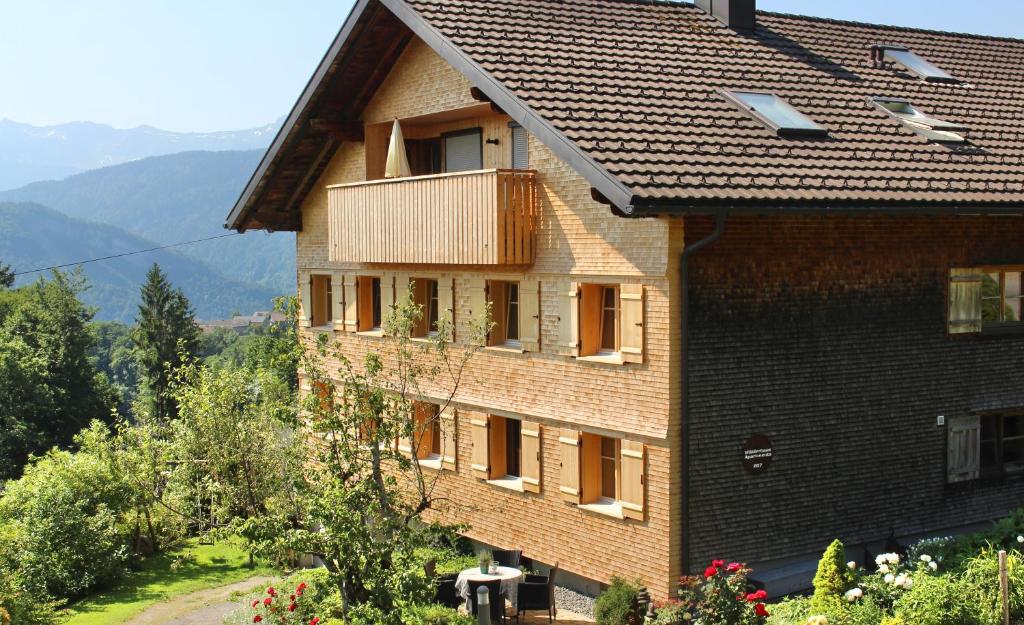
327 169 537 265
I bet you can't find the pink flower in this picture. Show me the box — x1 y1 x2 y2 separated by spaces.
711 559 725 568
726 562 742 573
251 600 260 609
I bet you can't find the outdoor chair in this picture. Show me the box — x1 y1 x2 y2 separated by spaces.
469 578 506 624
492 549 522 568
434 575 460 609
517 562 558 623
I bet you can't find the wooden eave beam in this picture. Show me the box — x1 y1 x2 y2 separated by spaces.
470 87 507 115
309 118 365 142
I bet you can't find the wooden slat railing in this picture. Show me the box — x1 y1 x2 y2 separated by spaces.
327 169 537 265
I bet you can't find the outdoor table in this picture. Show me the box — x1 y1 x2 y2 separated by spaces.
455 565 523 611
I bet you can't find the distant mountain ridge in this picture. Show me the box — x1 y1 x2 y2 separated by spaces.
0 117 282 191
0 201 278 323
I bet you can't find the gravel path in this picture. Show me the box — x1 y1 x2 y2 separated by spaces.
122 576 275 625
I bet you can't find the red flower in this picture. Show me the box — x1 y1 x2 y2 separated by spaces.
253 617 263 623
289 603 297 612
754 603 769 617
711 559 725 568
310 618 321 625
754 589 767 600
726 562 742 573
703 565 718 579
251 600 260 608
263 597 272 607
267 587 277 596
296 588 304 597
297 582 308 591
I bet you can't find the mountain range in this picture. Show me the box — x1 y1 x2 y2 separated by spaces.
0 120 296 323
0 118 282 191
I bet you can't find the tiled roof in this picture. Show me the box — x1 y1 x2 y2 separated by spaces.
404 0 1024 208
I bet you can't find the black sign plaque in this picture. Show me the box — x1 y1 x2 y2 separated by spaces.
742 434 773 474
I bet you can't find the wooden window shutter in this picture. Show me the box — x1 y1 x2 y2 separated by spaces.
948 269 984 334
467 277 488 345
519 278 541 352
343 274 359 333
413 403 435 460
299 272 312 328
620 284 645 363
558 429 582 503
330 273 345 327
556 282 580 357
470 416 491 479
395 273 410 308
520 421 542 493
440 408 457 470
380 274 395 331
619 440 646 520
947 415 981 483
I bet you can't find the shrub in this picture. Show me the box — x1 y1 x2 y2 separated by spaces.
403 604 475 625
677 563 769 625
0 448 133 601
891 573 978 625
958 549 1024 624
594 577 641 625
811 540 852 613
0 568 59 625
765 596 811 625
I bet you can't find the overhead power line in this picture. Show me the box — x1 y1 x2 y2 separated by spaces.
12 233 243 277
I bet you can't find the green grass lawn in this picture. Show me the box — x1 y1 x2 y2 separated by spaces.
62 539 277 625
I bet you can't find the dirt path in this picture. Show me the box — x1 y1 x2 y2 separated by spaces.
122 576 275 625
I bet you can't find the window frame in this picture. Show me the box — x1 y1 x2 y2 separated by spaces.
356 276 384 334
980 412 1024 478
722 90 829 138
441 127 484 173
870 97 967 143
486 280 522 349
309 274 334 329
408 277 441 339
980 268 1024 328
485 415 526 491
875 44 960 84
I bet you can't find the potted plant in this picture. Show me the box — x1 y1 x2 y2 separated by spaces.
478 549 493 574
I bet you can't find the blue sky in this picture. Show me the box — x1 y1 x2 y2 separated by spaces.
1 0 1020 133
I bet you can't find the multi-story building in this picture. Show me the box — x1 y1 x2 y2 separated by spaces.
227 0 1024 598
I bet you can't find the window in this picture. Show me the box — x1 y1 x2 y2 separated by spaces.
308 274 333 328
723 91 828 138
599 436 619 500
355 276 386 333
443 128 483 172
600 286 619 353
409 279 441 338
872 45 959 83
510 123 529 169
982 270 1023 324
560 431 645 520
871 97 967 142
487 281 521 347
981 414 1024 476
471 415 541 492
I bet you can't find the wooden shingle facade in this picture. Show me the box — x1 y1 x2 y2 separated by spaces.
228 0 1024 597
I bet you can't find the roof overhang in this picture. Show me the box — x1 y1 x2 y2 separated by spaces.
226 0 635 232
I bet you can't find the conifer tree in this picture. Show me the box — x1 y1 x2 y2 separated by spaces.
133 264 199 420
0 260 13 288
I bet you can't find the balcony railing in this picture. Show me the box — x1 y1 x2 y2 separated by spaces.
327 169 537 265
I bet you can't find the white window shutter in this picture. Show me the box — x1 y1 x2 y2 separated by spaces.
466 276 488 345
395 273 410 308
511 125 529 170
380 274 395 333
556 282 580 357
620 284 645 363
558 429 582 503
947 415 981 483
343 274 359 333
298 272 312 328
331 272 345 327
519 278 541 352
948 269 983 334
619 440 646 520
440 408 457 471
520 421 542 493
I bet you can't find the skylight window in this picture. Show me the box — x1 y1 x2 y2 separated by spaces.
723 91 828 138
871 97 967 143
872 45 960 83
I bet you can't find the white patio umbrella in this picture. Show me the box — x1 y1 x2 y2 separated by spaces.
384 118 412 179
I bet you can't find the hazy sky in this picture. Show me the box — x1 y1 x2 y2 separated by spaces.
1 0 1021 133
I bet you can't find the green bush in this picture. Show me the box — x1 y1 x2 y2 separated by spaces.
403 604 475 625
0 568 60 625
892 573 981 625
765 597 811 625
0 448 133 601
595 577 640 625
957 549 1024 625
811 540 852 613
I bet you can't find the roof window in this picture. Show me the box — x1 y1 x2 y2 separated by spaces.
871 45 959 83
723 91 829 138
871 97 967 142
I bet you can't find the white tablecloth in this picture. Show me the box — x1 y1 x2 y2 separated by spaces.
455 566 523 609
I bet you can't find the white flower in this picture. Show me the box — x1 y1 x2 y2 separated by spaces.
875 554 885 566
1018 535 1024 544
928 561 938 571
844 588 864 603
878 564 890 574
847 560 857 570
884 573 895 584
919 554 932 563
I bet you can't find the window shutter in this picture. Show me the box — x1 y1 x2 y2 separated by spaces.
948 269 983 334
343 274 359 333
511 124 529 170
298 272 312 328
380 274 395 330
620 440 647 520
470 416 490 479
440 408 457 470
556 282 580 357
620 284 645 363
438 275 455 338
413 403 435 460
947 415 981 483
467 277 488 345
444 129 483 172
331 273 345 327
395 273 410 308
520 421 542 493
558 429 582 503
519 278 541 352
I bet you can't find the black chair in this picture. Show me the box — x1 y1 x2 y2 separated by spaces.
493 549 522 568
434 575 460 609
469 578 505 624
517 562 558 623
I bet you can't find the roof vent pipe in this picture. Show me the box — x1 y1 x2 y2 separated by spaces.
694 0 756 31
